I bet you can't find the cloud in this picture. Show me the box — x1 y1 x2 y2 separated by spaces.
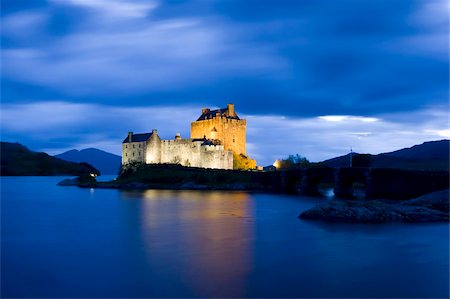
424 129 450 138
1 11 48 38
50 0 158 19
1 101 206 154
318 116 379 123
1 102 448 165
245 107 449 164
2 0 446 118
2 13 287 97
409 0 449 29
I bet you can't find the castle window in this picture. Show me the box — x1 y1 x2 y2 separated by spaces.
139 144 141 148
126 145 128 148
133 144 135 148
126 153 127 157
133 152 135 156
233 135 235 143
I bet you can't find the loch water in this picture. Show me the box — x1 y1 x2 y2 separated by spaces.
2 176 449 298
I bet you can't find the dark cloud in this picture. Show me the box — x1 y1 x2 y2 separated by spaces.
1 0 47 15
1 0 448 159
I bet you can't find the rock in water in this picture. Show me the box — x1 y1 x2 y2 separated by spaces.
299 190 449 223
57 178 79 186
57 175 97 188
399 189 449 213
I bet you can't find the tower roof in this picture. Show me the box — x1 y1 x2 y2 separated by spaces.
196 106 240 121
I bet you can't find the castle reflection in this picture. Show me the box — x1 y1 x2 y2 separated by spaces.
120 189 255 297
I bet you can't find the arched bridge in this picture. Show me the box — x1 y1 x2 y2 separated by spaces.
272 167 449 200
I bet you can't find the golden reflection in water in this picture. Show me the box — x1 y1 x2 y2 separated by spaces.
136 189 254 297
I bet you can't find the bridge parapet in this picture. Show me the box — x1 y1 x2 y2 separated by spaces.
269 167 449 199
365 168 449 199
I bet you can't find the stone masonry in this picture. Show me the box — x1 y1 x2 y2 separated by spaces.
190 103 246 155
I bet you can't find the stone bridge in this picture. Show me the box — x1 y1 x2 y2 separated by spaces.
273 167 449 200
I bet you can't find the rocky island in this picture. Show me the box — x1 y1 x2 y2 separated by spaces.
299 190 449 223
58 163 272 191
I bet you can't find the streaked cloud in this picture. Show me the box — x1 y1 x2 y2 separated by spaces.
2 12 287 96
50 0 158 19
0 0 448 161
1 11 48 38
2 102 447 164
318 116 379 123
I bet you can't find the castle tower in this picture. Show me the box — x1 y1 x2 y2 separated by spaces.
145 129 161 164
190 103 246 155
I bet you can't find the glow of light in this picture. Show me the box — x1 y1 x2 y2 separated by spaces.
273 159 280 169
425 129 450 138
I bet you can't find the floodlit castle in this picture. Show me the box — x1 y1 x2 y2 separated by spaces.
122 104 250 170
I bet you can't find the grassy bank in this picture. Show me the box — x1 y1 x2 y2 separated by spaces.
107 164 275 190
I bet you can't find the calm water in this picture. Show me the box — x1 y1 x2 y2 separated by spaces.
2 176 449 298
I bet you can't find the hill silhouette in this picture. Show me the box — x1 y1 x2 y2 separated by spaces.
319 140 449 171
1 142 99 176
55 148 121 175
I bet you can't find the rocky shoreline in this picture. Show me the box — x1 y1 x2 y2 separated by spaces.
299 190 449 223
57 172 449 224
57 176 269 191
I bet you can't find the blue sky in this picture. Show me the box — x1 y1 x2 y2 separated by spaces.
1 0 448 165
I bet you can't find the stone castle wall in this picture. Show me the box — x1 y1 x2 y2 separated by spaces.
160 139 201 166
123 137 232 169
122 141 146 164
190 117 246 155
159 139 232 169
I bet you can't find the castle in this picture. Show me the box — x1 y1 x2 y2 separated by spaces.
122 104 249 170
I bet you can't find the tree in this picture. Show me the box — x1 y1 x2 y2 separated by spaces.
233 153 257 170
276 154 309 169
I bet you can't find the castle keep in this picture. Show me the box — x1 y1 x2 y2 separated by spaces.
191 103 246 155
122 104 248 170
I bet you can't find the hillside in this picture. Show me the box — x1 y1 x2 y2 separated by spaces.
0 142 100 176
380 140 449 159
55 148 121 174
319 140 449 171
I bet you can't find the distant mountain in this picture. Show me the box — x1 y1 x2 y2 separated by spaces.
380 140 449 159
1 142 99 176
319 140 449 171
55 148 121 175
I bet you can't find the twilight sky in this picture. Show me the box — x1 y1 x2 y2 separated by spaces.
1 0 448 165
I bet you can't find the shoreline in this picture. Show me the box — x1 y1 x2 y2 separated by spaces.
58 177 277 192
57 175 449 224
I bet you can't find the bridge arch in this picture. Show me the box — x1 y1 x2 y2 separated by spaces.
334 168 370 199
297 168 335 197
